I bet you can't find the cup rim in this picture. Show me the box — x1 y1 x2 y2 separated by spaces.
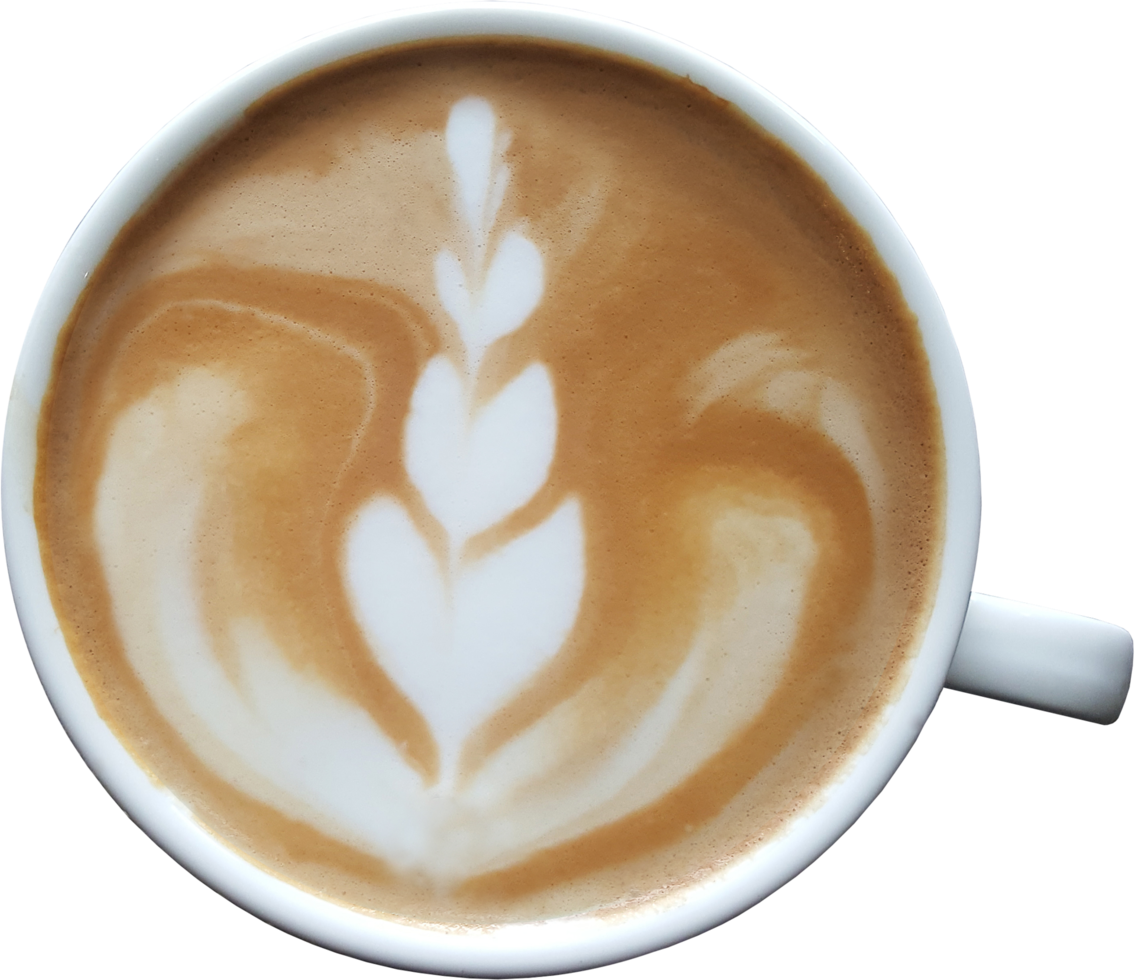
2 3 981 975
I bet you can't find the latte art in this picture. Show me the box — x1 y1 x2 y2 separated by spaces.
37 41 943 922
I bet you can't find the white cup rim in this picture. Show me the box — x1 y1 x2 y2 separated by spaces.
2 3 980 975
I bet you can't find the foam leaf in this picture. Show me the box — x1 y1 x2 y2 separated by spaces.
404 356 464 533
434 249 472 336
434 233 544 366
448 498 585 753
405 358 557 544
472 231 544 354
486 162 511 238
446 96 498 237
343 495 585 780
343 497 447 735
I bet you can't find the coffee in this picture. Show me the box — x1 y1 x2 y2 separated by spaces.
36 40 943 925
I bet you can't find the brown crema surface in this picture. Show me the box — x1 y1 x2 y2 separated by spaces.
36 40 944 924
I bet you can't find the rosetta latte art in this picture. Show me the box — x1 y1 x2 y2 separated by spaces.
346 99 585 791
88 96 886 887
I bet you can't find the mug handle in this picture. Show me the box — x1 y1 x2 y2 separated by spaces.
945 593 1133 724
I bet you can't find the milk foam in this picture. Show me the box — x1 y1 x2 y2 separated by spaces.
85 97 835 884
94 363 817 881
39 44 943 917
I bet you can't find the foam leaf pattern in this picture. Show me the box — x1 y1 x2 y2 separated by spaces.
404 356 557 545
88 96 853 883
445 96 509 239
449 498 585 754
344 495 584 772
435 232 543 361
345 95 581 787
344 497 447 730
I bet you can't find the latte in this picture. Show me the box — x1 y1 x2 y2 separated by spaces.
35 39 943 925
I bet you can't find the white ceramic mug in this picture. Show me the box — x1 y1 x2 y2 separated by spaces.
6 5 1125 972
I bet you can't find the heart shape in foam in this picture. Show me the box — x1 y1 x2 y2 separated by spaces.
434 233 544 368
343 494 585 780
403 356 558 547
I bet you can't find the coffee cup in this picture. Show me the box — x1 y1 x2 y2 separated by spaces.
6 5 1125 972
